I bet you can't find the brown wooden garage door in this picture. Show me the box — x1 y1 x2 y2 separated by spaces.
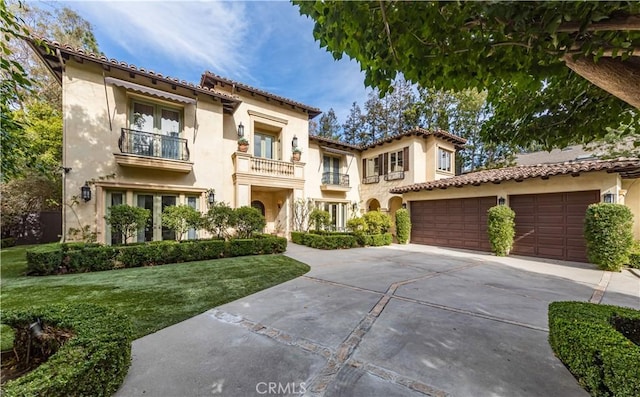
510 190 600 262
410 197 496 251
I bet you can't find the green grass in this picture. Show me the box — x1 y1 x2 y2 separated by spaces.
1 245 309 339
0 324 15 351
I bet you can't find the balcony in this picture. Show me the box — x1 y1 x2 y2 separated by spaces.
232 152 305 190
321 172 351 192
362 175 380 184
115 128 192 173
384 171 405 181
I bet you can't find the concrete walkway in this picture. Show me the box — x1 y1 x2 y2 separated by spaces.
115 244 639 397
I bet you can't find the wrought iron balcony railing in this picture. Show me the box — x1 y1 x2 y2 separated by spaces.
384 171 405 181
362 175 380 184
322 172 350 186
118 128 189 161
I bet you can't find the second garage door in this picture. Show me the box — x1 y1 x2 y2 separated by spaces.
410 197 496 251
510 190 600 262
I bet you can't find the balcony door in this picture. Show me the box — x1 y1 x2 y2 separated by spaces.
130 101 182 159
254 132 277 159
136 193 178 242
323 155 340 185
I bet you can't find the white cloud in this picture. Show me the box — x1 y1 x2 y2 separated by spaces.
71 1 250 79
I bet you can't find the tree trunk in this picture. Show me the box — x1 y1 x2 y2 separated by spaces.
563 55 640 109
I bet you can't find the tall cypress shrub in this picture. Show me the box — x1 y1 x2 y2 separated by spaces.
584 203 633 271
487 205 515 256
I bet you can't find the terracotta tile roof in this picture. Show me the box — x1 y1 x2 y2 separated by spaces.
201 71 321 119
309 135 362 150
310 127 466 152
27 36 241 113
390 158 640 193
366 127 467 148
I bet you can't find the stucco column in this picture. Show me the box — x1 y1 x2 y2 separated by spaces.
235 184 251 208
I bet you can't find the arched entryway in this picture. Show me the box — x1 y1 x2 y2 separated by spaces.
367 198 381 212
251 200 265 216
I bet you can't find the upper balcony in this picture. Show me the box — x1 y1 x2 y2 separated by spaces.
114 128 193 173
232 152 305 189
321 172 351 192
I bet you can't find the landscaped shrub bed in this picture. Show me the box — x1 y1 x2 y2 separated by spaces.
1 304 133 397
26 236 287 276
548 301 640 397
628 240 640 269
1 237 16 248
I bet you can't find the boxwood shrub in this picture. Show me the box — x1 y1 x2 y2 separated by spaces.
628 240 640 269
1 303 133 397
26 236 287 276
292 231 391 249
548 302 640 397
487 205 515 256
395 208 411 244
584 203 634 271
1 237 16 248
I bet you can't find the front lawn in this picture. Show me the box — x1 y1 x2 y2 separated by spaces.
1 245 309 338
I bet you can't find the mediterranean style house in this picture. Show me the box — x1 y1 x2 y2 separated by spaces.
30 38 640 263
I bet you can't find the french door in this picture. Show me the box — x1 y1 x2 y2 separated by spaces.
136 193 178 242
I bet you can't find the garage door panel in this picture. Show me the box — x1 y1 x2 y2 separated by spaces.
410 196 494 251
510 190 599 262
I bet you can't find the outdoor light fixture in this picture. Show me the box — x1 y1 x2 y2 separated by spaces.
207 189 216 205
292 135 298 148
30 319 43 339
603 192 615 204
237 122 245 138
81 182 91 202
498 196 506 206
402 203 407 209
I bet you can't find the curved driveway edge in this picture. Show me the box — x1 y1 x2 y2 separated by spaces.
116 243 639 397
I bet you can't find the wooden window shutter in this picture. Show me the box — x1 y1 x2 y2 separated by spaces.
379 153 387 175
362 158 367 177
403 147 409 171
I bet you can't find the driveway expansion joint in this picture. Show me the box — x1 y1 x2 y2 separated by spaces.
589 271 612 304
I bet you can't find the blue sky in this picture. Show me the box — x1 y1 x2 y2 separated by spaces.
53 0 372 122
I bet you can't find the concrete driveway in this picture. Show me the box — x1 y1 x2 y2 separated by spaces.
116 244 640 397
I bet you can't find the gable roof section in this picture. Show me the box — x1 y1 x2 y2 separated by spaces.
201 71 321 119
390 158 640 193
27 36 240 114
309 127 467 153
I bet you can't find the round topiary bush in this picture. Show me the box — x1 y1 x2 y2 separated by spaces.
584 203 634 271
1 304 133 397
395 208 411 244
487 205 516 256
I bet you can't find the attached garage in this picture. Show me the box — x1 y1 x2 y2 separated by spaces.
510 191 600 262
410 197 495 251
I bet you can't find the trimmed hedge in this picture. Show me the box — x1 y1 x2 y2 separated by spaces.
548 302 640 397
1 237 16 248
395 208 411 244
584 203 634 271
487 205 516 256
628 240 640 269
26 236 287 276
1 304 133 397
291 231 391 249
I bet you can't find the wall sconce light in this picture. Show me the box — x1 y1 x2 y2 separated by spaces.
207 189 216 206
603 192 615 204
277 200 283 209
402 203 407 209
498 196 506 206
81 182 91 202
237 122 245 138
292 135 298 148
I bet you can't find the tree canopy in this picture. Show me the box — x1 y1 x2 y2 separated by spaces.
294 1 640 149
